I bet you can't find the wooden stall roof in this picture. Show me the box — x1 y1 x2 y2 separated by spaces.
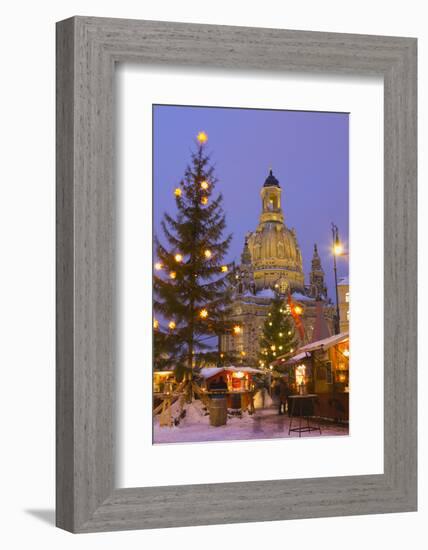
298 332 349 353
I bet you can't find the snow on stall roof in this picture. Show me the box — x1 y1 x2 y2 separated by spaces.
227 366 265 374
298 332 349 353
274 333 349 365
198 367 224 379
271 350 309 366
199 366 265 379
283 351 310 364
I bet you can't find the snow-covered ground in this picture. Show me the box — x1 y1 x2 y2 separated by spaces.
153 400 349 444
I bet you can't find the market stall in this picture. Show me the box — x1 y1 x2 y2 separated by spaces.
198 366 265 415
153 369 176 396
274 332 349 421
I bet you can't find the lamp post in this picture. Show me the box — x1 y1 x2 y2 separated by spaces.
331 222 342 334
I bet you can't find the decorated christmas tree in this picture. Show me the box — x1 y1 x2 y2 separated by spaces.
259 293 298 367
153 132 233 381
153 319 182 371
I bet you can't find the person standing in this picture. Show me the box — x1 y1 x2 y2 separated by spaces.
278 378 290 415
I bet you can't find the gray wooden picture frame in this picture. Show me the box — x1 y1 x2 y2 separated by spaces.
56 16 417 533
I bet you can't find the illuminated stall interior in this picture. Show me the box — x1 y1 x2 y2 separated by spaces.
153 370 176 395
199 366 264 413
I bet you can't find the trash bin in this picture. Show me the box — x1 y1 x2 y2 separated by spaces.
209 396 228 427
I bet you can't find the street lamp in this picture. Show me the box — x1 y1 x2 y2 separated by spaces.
331 222 342 334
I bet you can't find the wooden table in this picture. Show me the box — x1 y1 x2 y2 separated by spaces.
288 394 322 437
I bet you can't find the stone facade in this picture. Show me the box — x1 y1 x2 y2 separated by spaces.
338 277 350 333
308 244 328 300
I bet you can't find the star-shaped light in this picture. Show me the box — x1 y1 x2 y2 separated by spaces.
199 309 208 319
197 131 208 144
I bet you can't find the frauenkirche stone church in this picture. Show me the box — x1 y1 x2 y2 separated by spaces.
220 169 336 365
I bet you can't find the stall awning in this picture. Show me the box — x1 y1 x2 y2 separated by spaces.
298 332 349 353
271 351 310 367
283 351 310 365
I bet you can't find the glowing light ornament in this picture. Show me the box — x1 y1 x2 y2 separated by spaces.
221 265 228 273
174 187 182 197
168 321 176 330
201 196 208 205
294 305 303 315
200 180 209 190
204 249 212 259
154 262 163 271
169 271 176 279
197 131 208 144
153 319 159 329
199 308 208 319
233 325 242 335
174 253 183 263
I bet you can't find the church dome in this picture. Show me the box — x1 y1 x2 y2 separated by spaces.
246 169 305 293
263 169 280 187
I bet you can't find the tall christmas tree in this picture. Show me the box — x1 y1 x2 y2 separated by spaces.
259 293 298 367
153 319 182 371
154 132 233 380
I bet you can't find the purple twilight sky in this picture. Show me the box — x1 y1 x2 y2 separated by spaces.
153 104 349 301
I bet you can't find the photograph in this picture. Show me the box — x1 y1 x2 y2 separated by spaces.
152 104 350 444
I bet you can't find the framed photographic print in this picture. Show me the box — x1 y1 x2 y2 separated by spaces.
56 17 417 532
150 104 351 446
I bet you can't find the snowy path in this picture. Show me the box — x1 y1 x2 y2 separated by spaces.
153 405 349 444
